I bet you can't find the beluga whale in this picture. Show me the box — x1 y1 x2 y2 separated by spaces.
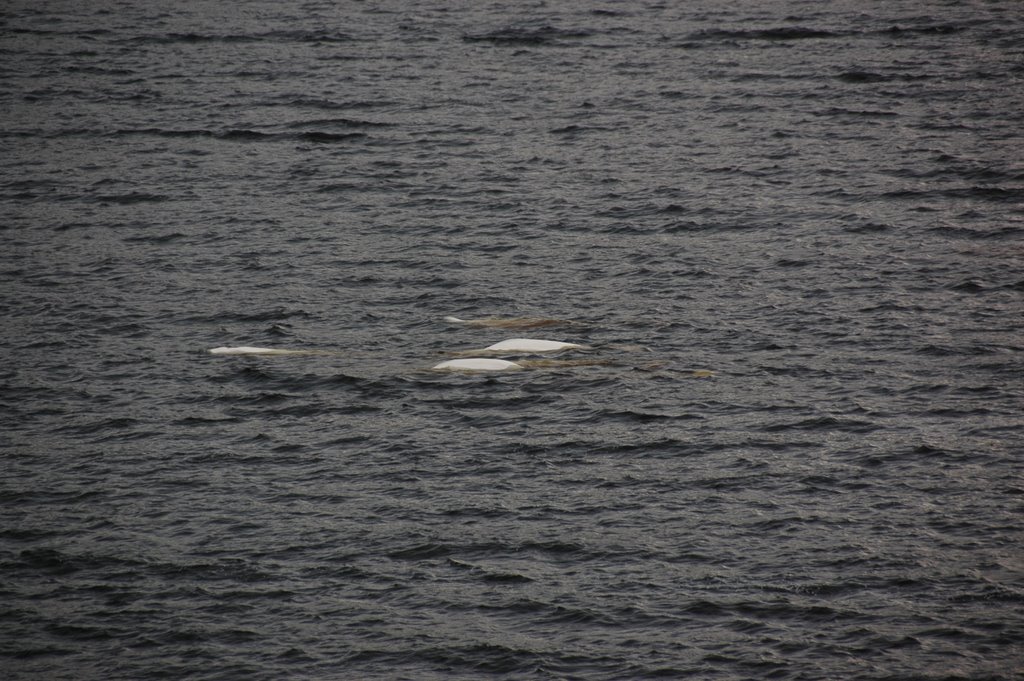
208 346 335 356
450 338 587 356
444 315 574 330
485 338 584 353
432 358 525 372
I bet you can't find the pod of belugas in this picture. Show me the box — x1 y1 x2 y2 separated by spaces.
432 358 524 372
207 345 710 375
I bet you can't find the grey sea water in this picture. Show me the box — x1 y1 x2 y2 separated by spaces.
2 1 1023 679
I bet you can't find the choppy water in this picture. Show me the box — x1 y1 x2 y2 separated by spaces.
2 1 1023 679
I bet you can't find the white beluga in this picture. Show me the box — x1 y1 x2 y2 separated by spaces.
444 315 570 330
432 358 524 372
208 346 331 356
481 338 585 354
447 338 586 357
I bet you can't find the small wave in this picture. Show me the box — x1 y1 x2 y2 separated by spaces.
882 186 1024 203
64 65 136 76
171 415 242 426
276 96 398 110
220 129 367 144
549 123 618 136
816 106 899 118
836 71 892 84
123 232 188 244
900 155 1024 182
57 416 141 436
89 192 169 205
881 24 961 36
944 277 1024 298
283 117 390 129
844 221 893 233
122 30 353 45
8 26 111 37
687 27 842 42
463 24 593 47
761 416 880 433
928 224 1023 240
598 408 705 423
190 307 314 323
113 127 367 144
295 131 367 143
914 343 1008 356
446 558 534 584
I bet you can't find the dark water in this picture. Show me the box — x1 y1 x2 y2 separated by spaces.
2 1 1023 678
